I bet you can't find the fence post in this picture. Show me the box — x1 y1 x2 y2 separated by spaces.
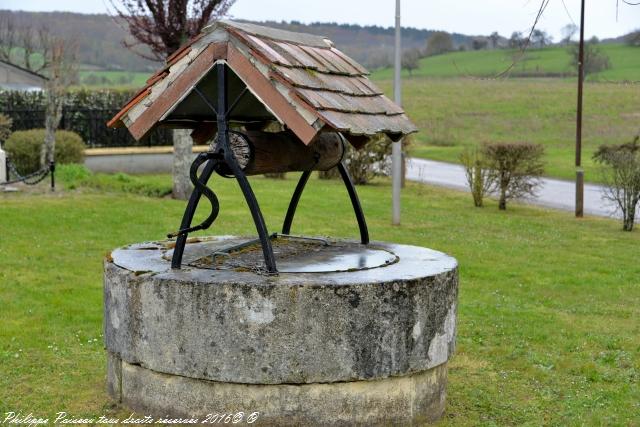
50 161 55 191
0 146 6 184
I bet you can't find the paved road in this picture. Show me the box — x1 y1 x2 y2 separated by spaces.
405 158 619 218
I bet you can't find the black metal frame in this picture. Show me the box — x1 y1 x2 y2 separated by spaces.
281 162 369 245
169 62 369 272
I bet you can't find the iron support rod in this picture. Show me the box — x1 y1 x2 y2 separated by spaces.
282 170 312 235
216 62 277 273
338 162 369 244
193 86 218 116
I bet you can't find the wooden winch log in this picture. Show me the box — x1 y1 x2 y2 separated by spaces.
192 128 345 176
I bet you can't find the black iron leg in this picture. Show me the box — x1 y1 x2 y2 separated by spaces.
213 62 276 273
170 155 219 269
337 162 369 244
282 170 312 235
226 155 277 273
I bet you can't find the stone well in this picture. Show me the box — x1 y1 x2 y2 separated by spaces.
104 236 458 425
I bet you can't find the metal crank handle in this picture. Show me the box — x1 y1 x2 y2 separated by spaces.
167 224 206 239
167 152 220 239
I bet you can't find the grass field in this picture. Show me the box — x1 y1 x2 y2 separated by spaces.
77 70 150 89
371 44 640 81
372 77 640 182
369 44 640 182
1 173 639 425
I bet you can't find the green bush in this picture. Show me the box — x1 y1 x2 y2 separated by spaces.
56 164 92 190
4 129 85 174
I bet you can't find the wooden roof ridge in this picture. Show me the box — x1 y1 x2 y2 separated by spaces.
216 20 332 48
107 20 417 145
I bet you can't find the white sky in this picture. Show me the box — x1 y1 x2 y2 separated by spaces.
1 0 639 40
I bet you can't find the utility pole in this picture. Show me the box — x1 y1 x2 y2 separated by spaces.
575 0 585 217
392 0 402 225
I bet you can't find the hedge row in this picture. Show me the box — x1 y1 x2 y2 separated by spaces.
0 89 134 111
0 89 173 148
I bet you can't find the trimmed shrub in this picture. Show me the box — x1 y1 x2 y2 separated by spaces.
482 142 545 210
460 146 492 207
4 129 85 175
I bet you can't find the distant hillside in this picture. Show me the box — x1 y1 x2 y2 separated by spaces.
372 43 640 81
0 10 475 72
0 10 157 72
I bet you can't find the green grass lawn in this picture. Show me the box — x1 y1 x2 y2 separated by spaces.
372 77 640 182
1 174 639 425
371 44 640 81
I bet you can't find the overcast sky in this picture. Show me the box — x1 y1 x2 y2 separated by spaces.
1 0 639 40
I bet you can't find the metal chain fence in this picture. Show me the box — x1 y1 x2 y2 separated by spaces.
4 157 55 188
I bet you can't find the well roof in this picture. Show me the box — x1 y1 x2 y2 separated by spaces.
107 20 417 147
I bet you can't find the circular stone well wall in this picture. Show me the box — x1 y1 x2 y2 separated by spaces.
104 236 458 425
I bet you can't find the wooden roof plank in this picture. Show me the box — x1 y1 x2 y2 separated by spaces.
319 110 417 135
297 45 343 74
271 41 324 70
272 66 378 96
227 43 319 144
245 34 293 66
330 47 369 75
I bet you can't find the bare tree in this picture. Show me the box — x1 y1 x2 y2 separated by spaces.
109 0 236 199
41 36 78 168
489 32 500 49
0 13 74 169
561 24 578 45
593 141 640 231
0 13 17 63
460 147 492 207
482 143 545 210
0 13 50 73
19 27 37 72
110 0 235 61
